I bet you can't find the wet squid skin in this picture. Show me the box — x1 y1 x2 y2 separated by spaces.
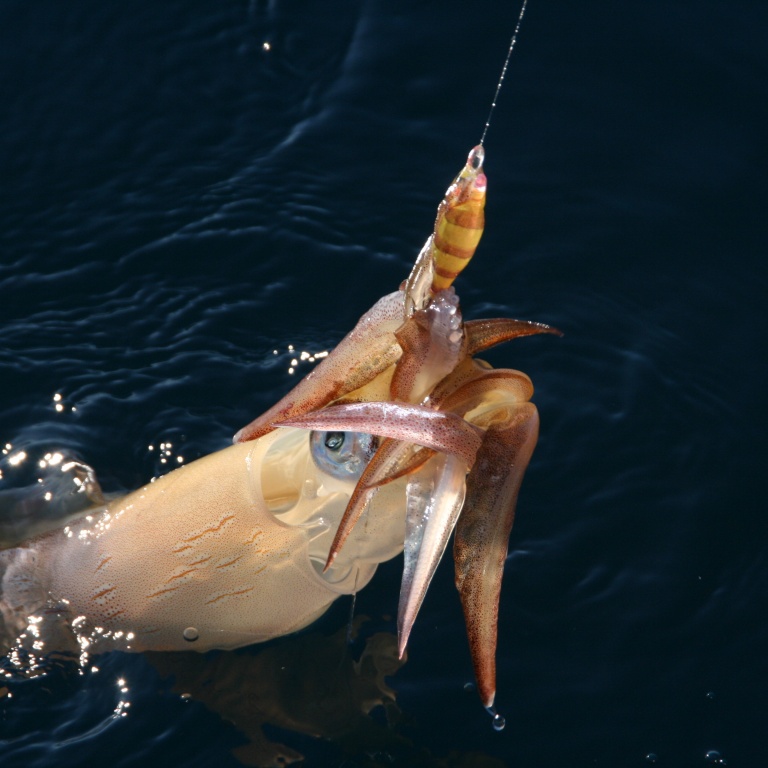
1 146 559 711
0 439 381 655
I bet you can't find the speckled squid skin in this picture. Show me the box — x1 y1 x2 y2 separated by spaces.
1 434 391 656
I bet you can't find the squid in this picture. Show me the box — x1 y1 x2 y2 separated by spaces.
0 145 558 716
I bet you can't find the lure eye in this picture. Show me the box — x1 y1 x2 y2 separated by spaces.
309 430 377 481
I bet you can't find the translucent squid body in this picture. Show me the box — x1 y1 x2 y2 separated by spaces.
0 145 559 713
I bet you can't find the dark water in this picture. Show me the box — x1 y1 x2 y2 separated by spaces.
2 0 767 765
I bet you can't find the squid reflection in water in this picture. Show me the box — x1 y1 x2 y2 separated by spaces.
147 617 409 767
0 145 559 714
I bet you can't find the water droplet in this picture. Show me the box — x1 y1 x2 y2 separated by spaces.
182 627 199 642
484 705 506 731
645 754 658 764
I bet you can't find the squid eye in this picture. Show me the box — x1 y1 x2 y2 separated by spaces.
309 430 378 481
324 432 344 451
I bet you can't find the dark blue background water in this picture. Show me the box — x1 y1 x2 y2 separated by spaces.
2 1 766 766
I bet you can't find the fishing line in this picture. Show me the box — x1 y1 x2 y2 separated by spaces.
479 0 529 147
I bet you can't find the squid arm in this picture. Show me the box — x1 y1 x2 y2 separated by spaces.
321 438 415 572
435 367 535 415
238 143 553 709
392 368 540 659
389 314 433 401
465 317 562 356
323 436 435 574
285 286 469 574
454 400 539 709
391 290 467 404
233 291 406 443
275 401 482 642
399 452 466 657
365 445 435 488
277 402 480 661
275 402 482 470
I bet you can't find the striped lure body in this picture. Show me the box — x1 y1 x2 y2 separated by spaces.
431 144 487 292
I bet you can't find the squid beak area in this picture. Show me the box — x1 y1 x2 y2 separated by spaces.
453 402 539 709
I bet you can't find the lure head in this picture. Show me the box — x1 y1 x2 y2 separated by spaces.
440 144 487 212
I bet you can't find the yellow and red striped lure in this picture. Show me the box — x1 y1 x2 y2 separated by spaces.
404 144 487 315
431 144 487 292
